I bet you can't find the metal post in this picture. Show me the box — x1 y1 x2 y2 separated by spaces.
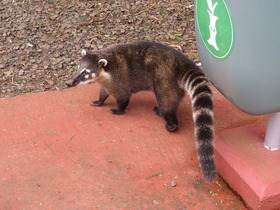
264 112 280 151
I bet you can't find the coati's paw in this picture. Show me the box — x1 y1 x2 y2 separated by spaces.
110 108 125 115
91 100 104 107
153 106 162 116
165 123 178 132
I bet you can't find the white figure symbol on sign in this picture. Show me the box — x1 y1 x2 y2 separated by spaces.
207 0 219 51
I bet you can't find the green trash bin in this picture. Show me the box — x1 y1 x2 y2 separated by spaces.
195 0 280 150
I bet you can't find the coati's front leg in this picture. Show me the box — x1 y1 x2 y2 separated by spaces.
91 87 109 107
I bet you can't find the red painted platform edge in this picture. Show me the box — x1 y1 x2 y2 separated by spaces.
215 123 280 210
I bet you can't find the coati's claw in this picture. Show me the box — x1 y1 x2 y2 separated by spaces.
110 108 124 115
91 100 104 107
165 123 178 132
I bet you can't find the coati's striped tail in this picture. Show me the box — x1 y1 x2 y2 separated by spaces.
182 68 217 181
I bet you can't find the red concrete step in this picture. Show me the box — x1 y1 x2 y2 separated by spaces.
213 88 280 210
0 84 261 209
216 125 280 210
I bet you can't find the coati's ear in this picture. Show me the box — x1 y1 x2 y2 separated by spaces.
98 59 108 68
81 49 87 56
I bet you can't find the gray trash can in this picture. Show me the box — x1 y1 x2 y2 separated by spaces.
195 0 280 150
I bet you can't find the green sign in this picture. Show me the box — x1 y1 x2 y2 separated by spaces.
196 0 234 60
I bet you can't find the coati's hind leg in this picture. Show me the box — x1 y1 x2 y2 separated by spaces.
154 86 184 132
162 110 178 132
91 87 109 107
154 103 178 131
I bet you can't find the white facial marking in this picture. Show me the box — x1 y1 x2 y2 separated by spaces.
79 68 86 73
91 73 96 78
82 49 87 56
85 74 89 79
79 68 91 75
78 79 94 86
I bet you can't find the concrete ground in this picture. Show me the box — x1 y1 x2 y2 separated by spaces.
0 84 268 209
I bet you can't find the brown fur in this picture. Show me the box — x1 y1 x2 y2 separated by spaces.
66 41 217 181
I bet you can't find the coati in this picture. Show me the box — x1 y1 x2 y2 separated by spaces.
66 41 217 181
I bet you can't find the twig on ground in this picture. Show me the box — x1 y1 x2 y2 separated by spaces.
134 3 158 16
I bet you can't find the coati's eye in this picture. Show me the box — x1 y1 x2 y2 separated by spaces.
83 69 92 79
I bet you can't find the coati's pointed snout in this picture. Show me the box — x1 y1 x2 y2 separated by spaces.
65 79 79 87
66 67 94 87
65 79 73 87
